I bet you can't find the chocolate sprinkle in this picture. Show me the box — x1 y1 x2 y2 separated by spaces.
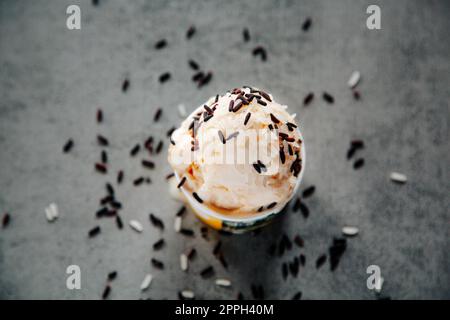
228 100 234 112
218 130 226 144
270 113 280 124
253 163 261 174
232 101 243 112
192 192 203 203
177 177 187 189
244 112 251 125
279 147 286 164
259 90 272 102
256 99 267 106
267 202 277 209
154 108 162 122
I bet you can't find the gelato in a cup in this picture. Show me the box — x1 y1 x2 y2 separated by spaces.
168 86 305 233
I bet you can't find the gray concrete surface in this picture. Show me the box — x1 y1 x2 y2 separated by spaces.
0 0 449 299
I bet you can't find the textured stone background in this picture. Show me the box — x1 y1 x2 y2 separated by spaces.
0 0 449 299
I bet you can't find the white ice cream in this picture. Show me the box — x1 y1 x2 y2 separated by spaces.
168 86 303 217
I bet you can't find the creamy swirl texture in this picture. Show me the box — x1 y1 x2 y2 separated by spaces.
168 87 303 216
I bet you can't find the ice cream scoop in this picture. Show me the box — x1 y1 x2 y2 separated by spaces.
168 86 305 232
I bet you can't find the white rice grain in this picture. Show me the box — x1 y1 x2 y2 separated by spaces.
390 172 407 183
347 71 361 88
174 216 182 232
140 274 153 291
342 226 359 236
45 203 59 222
180 290 195 299
177 104 187 117
180 253 188 271
215 278 232 287
129 220 143 233
375 276 384 293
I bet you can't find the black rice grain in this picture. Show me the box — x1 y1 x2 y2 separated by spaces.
151 258 164 269
102 285 111 299
316 254 327 269
302 186 315 198
63 139 74 153
149 213 164 230
243 28 250 42
353 158 365 169
130 144 140 156
154 108 162 122
88 226 101 238
192 192 203 203
2 213 10 228
186 25 196 39
323 92 335 104
200 266 214 278
154 39 167 49
97 135 109 146
159 72 171 83
153 238 165 250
